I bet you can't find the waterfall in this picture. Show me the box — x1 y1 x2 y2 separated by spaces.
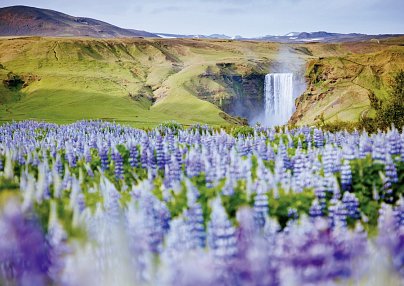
264 73 294 127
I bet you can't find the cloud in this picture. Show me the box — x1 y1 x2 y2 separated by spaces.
1 0 402 36
215 8 245 14
150 6 190 14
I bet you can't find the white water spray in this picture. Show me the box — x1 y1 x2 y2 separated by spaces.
264 73 294 127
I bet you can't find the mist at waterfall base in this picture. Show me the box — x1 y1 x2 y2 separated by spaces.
251 46 307 127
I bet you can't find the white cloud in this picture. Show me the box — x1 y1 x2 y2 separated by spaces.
1 0 402 36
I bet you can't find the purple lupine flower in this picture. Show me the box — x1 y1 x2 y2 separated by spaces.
287 207 299 221
168 155 181 185
141 146 149 169
372 136 386 162
314 177 327 213
205 161 216 188
47 202 69 284
83 144 92 163
359 135 372 159
147 148 157 172
231 208 280 286
309 199 323 219
254 184 269 229
340 159 352 191
139 195 167 254
17 148 26 165
129 143 139 168
54 154 63 176
322 145 334 175
277 142 291 170
186 202 206 248
334 201 348 227
378 205 404 277
292 150 305 177
99 145 109 171
112 149 124 180
283 219 367 284
0 200 52 285
401 136 404 161
222 179 235 196
31 153 40 167
155 135 165 169
382 174 395 203
257 139 268 161
342 192 360 220
328 198 338 227
342 143 356 161
387 128 401 156
267 146 275 161
65 144 77 168
385 154 398 184
393 199 404 227
313 129 324 147
208 198 237 262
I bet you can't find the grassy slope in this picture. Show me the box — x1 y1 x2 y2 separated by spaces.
0 36 403 127
0 37 279 127
291 39 404 125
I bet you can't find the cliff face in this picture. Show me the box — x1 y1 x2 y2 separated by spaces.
187 54 307 124
220 73 265 121
182 61 270 123
290 45 404 125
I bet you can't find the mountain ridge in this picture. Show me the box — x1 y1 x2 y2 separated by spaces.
0 5 158 38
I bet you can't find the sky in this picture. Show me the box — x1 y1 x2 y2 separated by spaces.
1 0 403 37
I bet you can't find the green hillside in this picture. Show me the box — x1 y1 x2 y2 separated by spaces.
0 37 275 127
0 36 403 127
291 40 404 125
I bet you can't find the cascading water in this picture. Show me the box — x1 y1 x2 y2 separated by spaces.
264 73 294 127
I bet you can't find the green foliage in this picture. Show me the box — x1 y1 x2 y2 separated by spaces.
33 200 50 232
268 188 315 228
231 126 255 137
376 70 404 130
158 121 184 135
349 157 403 233
0 178 19 191
192 174 218 225
54 198 87 240
315 120 360 133
221 181 250 221
166 184 188 218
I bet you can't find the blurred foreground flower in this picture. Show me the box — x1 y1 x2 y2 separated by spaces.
0 199 51 286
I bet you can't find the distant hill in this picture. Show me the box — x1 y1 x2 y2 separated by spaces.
0 5 158 38
254 31 403 43
156 33 232 40
157 31 403 43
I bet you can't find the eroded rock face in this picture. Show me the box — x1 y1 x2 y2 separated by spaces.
220 73 266 121
289 48 404 126
188 62 268 123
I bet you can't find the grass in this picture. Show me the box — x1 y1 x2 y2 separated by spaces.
1 36 403 127
293 41 404 125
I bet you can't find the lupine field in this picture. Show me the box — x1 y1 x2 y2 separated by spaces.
0 120 403 285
